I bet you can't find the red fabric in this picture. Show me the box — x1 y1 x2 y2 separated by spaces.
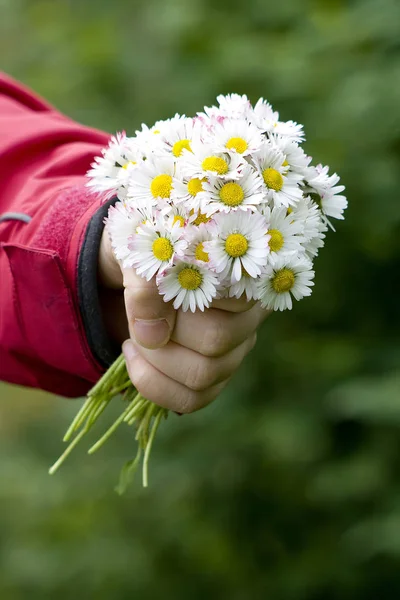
0 72 111 397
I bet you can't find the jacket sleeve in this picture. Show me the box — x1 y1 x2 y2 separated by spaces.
0 72 119 397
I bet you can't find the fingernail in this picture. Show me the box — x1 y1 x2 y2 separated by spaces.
132 318 170 349
122 339 138 361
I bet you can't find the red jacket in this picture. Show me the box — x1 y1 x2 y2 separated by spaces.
0 73 117 397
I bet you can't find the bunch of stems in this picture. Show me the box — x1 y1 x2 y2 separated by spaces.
49 354 167 492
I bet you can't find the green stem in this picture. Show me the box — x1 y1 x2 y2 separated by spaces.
109 381 131 396
142 409 164 488
63 396 95 441
87 354 126 398
88 403 133 454
123 387 140 406
87 397 111 427
135 402 156 445
49 427 89 475
124 396 146 423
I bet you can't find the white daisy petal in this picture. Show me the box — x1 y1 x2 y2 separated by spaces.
205 211 269 284
157 261 219 312
257 255 315 311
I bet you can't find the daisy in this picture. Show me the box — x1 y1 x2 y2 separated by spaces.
216 93 252 119
159 199 194 228
305 165 347 221
160 115 195 158
257 255 315 311
253 144 303 208
106 202 143 263
251 98 279 126
304 224 327 259
288 196 322 241
320 188 348 222
201 166 265 215
195 112 227 137
181 141 246 181
185 223 213 264
273 120 305 143
252 98 305 143
204 211 269 283
115 156 145 200
228 269 261 302
189 209 213 227
211 118 264 156
128 155 176 210
172 160 209 211
270 135 311 175
157 260 219 312
134 120 168 155
125 216 187 279
263 206 304 262
86 132 130 197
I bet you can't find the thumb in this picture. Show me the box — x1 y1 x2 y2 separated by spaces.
122 266 176 349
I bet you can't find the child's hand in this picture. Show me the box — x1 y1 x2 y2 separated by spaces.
98 229 270 413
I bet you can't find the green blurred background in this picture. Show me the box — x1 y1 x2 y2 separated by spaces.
1 0 400 597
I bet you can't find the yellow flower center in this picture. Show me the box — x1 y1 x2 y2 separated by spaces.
195 242 209 262
225 137 248 154
150 174 173 199
262 168 284 191
153 129 160 134
225 233 248 257
191 210 211 226
178 267 203 290
268 229 284 252
202 156 229 175
173 215 185 227
219 182 245 207
122 161 137 169
271 268 295 293
172 139 192 157
152 237 174 261
187 177 206 197
282 159 289 167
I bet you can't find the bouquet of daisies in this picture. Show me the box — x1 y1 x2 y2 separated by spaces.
50 94 347 492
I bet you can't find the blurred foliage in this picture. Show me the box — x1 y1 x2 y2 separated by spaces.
1 0 400 597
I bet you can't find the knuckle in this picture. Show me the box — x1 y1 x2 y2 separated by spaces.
185 356 218 392
128 364 150 399
200 316 230 357
124 285 153 321
124 285 142 312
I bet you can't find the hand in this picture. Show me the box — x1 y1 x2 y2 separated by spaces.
98 229 270 413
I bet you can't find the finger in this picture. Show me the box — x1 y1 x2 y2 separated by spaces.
172 302 270 357
122 340 230 413
98 228 124 289
212 297 257 313
131 335 256 392
123 267 176 349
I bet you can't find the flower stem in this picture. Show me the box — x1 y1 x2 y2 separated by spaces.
142 409 164 488
51 353 169 490
49 426 89 475
88 406 131 455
